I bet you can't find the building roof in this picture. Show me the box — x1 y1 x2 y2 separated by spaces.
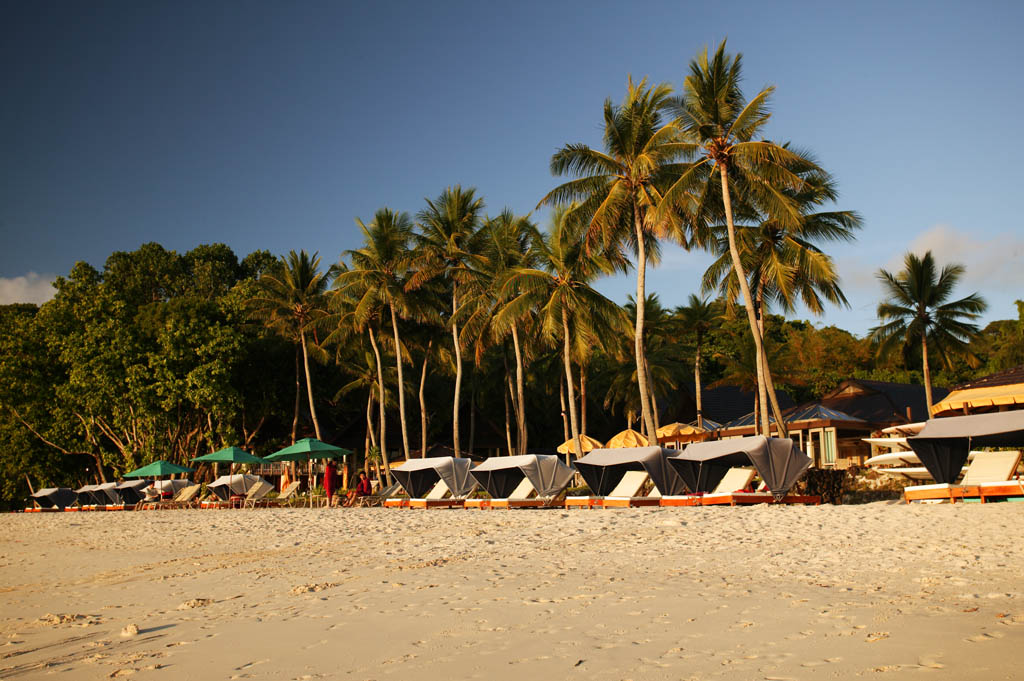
950 365 1024 391
931 365 1024 417
720 404 865 430
819 379 946 424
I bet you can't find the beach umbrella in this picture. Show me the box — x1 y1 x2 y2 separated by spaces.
556 434 604 456
192 447 266 493
264 438 352 462
606 429 648 448
656 422 711 446
124 460 194 478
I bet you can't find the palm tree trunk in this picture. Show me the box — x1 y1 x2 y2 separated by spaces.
922 333 933 414
643 349 660 440
559 372 570 444
364 390 375 476
368 326 392 485
503 382 514 456
510 323 527 455
632 203 658 440
694 335 704 429
291 347 301 444
580 368 587 437
389 303 411 460
503 350 520 455
451 290 463 457
562 306 584 466
299 330 322 440
418 339 432 458
719 165 771 435
756 285 789 438
468 372 476 456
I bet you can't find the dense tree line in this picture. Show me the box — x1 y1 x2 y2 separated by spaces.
2 41 1010 501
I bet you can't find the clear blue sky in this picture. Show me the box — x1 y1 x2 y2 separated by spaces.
2 0 1022 334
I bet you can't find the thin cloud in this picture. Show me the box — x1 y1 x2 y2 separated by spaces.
0 272 57 305
898 224 1024 290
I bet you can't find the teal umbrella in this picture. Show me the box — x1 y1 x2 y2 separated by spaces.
124 460 194 478
191 446 266 465
265 438 352 462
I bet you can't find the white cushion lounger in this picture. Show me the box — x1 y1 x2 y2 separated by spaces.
905 450 1022 503
602 470 660 507
662 467 755 507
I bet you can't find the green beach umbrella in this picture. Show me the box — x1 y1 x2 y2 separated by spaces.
191 446 266 465
265 438 352 462
124 460 194 478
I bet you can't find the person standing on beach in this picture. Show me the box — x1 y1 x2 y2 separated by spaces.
323 460 337 506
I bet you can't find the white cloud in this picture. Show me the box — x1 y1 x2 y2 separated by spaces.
0 272 57 305
898 224 1024 289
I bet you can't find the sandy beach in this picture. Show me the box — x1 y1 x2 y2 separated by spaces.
1 503 1022 680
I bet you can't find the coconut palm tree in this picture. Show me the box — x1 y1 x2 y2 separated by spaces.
248 250 331 440
869 251 987 413
658 40 826 436
539 77 687 442
675 295 721 429
411 186 485 457
334 208 420 460
700 167 861 434
496 206 627 463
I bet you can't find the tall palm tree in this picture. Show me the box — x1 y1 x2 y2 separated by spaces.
659 40 826 436
701 167 861 435
334 208 420 460
676 295 720 429
248 250 330 440
869 251 987 413
539 77 687 441
497 206 626 463
411 186 485 457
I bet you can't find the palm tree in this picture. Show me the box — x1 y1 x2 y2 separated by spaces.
658 40 826 436
676 295 720 429
539 77 687 441
700 167 861 435
497 206 626 463
334 208 420 460
248 250 330 440
411 186 485 457
869 251 987 413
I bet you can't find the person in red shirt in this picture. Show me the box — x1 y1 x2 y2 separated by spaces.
323 460 337 506
344 471 373 506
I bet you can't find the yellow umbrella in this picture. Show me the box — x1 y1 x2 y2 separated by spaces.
656 422 701 439
556 434 604 455
606 428 648 448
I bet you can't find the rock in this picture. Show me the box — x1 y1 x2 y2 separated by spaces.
120 624 139 638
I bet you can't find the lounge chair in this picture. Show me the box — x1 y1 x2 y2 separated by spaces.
411 479 461 509
353 482 401 507
466 477 540 509
698 469 819 505
905 450 1022 503
261 481 302 508
662 467 755 506
138 483 202 510
601 470 661 508
241 480 275 508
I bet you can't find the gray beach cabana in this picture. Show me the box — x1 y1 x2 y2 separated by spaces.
30 488 76 510
391 457 477 499
907 411 1024 484
114 480 151 505
74 484 101 506
95 482 121 505
207 474 265 500
470 454 574 499
668 436 812 499
573 447 687 496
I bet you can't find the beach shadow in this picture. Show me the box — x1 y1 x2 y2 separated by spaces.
140 624 177 634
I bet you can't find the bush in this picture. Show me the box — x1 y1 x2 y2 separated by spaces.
795 468 847 504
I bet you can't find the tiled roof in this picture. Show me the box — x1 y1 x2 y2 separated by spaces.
950 365 1024 391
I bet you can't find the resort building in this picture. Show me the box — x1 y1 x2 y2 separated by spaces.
930 365 1024 417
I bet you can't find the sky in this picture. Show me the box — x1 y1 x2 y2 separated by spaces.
2 0 1022 334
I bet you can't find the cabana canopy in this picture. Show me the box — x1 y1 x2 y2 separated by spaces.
668 436 811 499
115 480 151 504
95 481 120 504
391 457 477 499
907 411 1024 483
573 447 686 496
207 474 265 499
470 454 574 498
30 488 76 509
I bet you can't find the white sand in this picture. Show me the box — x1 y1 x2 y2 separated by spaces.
1 503 1022 680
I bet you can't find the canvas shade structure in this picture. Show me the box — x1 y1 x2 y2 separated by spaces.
192 446 266 465
907 411 1024 484
30 488 76 509
207 474 266 500
573 447 687 496
391 457 477 499
74 484 102 506
94 482 120 504
470 455 575 498
114 480 151 505
124 460 194 478
668 436 812 499
556 434 603 456
606 429 649 448
264 438 352 462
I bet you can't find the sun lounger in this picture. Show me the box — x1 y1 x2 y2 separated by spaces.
600 470 660 508
353 482 401 507
466 477 552 509
905 450 1022 503
698 469 819 505
139 483 202 510
241 480 275 508
662 467 755 506
261 481 302 508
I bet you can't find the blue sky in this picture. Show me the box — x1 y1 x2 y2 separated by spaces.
2 0 1022 333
